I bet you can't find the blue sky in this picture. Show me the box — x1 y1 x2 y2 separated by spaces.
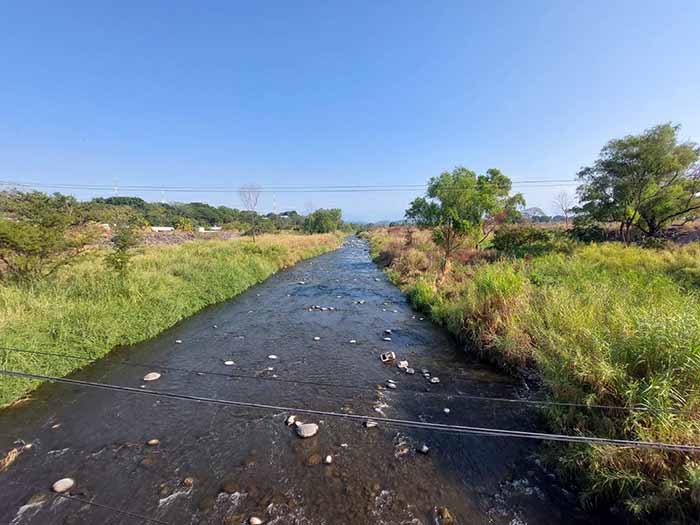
1 1 699 222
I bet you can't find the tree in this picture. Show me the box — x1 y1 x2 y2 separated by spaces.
405 167 524 273
576 123 700 243
553 191 573 226
239 185 261 242
303 208 342 233
0 191 100 280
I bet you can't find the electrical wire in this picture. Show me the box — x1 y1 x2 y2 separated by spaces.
2 346 694 415
2 368 699 453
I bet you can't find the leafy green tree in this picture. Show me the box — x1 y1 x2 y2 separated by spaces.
576 123 700 243
104 208 144 275
406 167 524 272
0 191 100 280
303 209 342 233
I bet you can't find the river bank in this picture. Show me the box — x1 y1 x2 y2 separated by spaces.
366 227 700 521
0 238 606 524
0 233 341 406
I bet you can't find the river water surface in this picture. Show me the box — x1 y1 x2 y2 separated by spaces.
0 238 607 524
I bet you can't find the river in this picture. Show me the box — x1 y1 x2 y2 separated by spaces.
0 238 609 524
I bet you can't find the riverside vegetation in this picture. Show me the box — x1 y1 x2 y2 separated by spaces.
0 233 341 406
367 123 700 520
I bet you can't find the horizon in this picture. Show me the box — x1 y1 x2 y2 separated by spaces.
2 1 699 221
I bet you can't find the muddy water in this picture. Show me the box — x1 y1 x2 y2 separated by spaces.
0 238 604 524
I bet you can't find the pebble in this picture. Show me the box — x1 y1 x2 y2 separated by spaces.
443 408 451 414
143 372 161 382
212 324 218 329
364 420 378 428
250 517 263 525
286 415 297 426
386 383 397 390
267 355 278 360
430 377 441 384
324 455 333 464
147 439 160 446
384 329 392 335
383 337 392 342
296 423 319 438
224 360 235 366
349 340 357 344
313 336 321 341
419 444 430 454
52 478 74 493
405 368 415 375
175 339 182 344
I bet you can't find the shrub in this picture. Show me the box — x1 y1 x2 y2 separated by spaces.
492 225 571 257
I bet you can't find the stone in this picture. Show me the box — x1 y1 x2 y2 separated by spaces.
405 368 415 375
364 420 378 428
386 382 397 390
224 360 235 366
430 377 440 384
147 439 160 446
296 423 319 438
396 360 408 369
313 336 321 341
324 455 333 464
383 337 392 342
380 352 396 363
443 408 451 414
267 355 278 360
419 444 430 454
249 518 263 525
221 479 240 494
384 329 392 335
286 415 297 426
175 339 182 344
52 478 74 493
213 325 218 329
307 454 322 466
349 340 357 344
143 372 161 382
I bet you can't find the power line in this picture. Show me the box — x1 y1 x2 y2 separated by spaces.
3 346 694 415
0 179 580 194
7 479 170 524
2 368 699 452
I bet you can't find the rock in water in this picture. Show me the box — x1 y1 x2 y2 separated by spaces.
147 439 160 446
296 423 319 438
430 377 440 384
143 372 161 382
443 408 450 414
267 355 278 360
313 336 321 341
324 455 333 464
286 415 297 426
224 360 235 366
52 478 74 493
419 444 430 454
364 420 378 428
249 517 263 525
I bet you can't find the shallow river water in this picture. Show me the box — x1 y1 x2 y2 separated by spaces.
0 238 610 524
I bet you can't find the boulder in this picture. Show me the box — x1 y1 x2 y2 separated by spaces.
52 478 74 493
296 423 319 438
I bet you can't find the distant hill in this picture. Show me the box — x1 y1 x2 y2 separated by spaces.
521 207 548 219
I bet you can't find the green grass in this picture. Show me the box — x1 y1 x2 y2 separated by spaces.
0 233 341 406
369 228 700 520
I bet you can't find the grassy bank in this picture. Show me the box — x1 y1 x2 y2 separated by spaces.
0 233 341 406
367 228 700 519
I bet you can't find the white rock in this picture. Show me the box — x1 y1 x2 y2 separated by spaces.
387 379 396 384
313 336 321 341
249 517 263 525
383 337 392 342
349 339 356 344
380 352 396 363
52 478 74 493
340 443 349 447
384 329 392 335
443 408 451 414
268 355 278 360
296 423 319 438
175 339 182 344
286 415 297 426
405 368 415 375
224 360 235 366
386 382 397 390
419 444 430 454
397 360 408 369
324 455 333 464
143 372 161 382
147 438 160 446
430 377 440 384
419 317 424 321
364 420 378 428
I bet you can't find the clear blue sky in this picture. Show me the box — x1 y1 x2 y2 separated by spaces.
1 1 699 221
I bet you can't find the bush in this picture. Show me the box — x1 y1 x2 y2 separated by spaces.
492 225 571 257
570 217 607 243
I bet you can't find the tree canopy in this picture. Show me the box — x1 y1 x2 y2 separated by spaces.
303 208 342 233
576 123 700 241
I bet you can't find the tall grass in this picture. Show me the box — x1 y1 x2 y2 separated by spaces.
0 233 341 406
369 228 700 519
